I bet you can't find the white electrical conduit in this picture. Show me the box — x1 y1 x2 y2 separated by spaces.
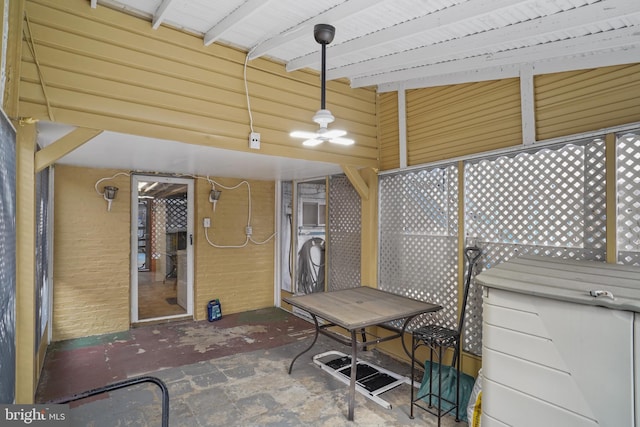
92 172 276 249
202 176 277 249
94 172 131 196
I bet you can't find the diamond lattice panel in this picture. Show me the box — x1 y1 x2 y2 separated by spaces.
464 139 607 355
466 143 604 248
379 166 459 331
328 175 361 291
617 131 640 266
165 198 188 233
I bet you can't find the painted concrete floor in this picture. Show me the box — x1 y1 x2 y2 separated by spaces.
37 308 467 426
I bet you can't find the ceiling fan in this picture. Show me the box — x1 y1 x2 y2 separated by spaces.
290 24 354 147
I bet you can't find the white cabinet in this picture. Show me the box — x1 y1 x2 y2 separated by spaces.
477 256 640 427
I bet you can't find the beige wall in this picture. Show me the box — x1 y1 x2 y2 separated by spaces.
53 166 276 339
195 177 275 320
53 166 130 340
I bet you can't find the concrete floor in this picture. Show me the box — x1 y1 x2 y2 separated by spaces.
37 308 467 426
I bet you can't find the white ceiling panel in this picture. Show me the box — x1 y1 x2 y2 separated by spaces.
94 0 639 89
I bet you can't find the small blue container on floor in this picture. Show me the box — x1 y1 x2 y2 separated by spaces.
207 299 222 321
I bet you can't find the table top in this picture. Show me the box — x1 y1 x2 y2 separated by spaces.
283 286 442 330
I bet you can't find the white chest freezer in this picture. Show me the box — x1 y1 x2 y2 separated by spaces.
476 255 640 427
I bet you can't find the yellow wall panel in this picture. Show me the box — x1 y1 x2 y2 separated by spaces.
53 166 276 339
53 166 130 340
535 63 640 141
378 92 399 170
406 79 522 165
194 178 275 319
21 0 377 166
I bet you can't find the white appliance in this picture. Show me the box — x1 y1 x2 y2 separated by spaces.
476 255 640 427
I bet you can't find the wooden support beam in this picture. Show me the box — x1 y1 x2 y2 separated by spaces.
359 167 378 287
35 127 102 172
340 165 369 200
15 120 36 403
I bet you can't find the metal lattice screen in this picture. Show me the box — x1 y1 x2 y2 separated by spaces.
464 139 606 355
35 166 50 354
378 166 459 330
617 131 640 266
0 114 16 403
151 197 188 259
327 174 361 291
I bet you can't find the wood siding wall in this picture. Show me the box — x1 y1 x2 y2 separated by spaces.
405 79 522 166
535 63 640 141
20 0 377 167
379 64 640 169
378 91 400 171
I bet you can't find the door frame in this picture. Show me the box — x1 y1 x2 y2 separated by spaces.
130 174 195 323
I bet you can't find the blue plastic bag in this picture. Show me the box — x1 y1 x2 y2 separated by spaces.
417 360 475 422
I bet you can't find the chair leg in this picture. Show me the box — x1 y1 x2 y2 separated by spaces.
455 340 461 422
428 345 434 408
437 344 442 427
410 336 416 419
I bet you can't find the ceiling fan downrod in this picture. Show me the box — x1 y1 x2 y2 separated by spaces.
314 24 335 111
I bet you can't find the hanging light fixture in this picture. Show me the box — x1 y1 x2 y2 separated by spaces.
290 24 354 147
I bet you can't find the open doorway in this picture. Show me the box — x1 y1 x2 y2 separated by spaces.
131 175 194 322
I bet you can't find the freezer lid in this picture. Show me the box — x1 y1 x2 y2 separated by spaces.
476 255 640 312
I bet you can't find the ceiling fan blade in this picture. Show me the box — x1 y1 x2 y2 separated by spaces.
290 131 319 139
302 139 323 147
329 137 355 146
323 129 346 138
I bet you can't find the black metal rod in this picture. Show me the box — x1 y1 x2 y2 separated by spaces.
48 375 169 427
320 42 327 110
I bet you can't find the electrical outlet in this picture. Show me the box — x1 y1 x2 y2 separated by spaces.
203 217 211 228
249 132 261 149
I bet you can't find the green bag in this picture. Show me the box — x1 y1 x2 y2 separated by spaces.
417 360 475 422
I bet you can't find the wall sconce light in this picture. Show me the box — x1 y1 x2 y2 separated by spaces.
209 188 221 212
103 185 119 211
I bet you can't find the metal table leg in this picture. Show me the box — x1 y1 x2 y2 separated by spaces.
288 314 320 374
348 329 358 421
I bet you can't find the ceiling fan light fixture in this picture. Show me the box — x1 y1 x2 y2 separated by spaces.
291 23 355 148
329 137 355 146
312 109 335 127
302 139 323 147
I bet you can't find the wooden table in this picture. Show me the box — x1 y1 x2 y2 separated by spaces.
284 286 442 421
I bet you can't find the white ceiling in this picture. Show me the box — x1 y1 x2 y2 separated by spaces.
95 0 640 90
37 122 343 181
44 0 640 180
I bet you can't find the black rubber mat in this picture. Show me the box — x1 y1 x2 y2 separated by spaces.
359 372 397 392
338 363 378 381
325 356 351 370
